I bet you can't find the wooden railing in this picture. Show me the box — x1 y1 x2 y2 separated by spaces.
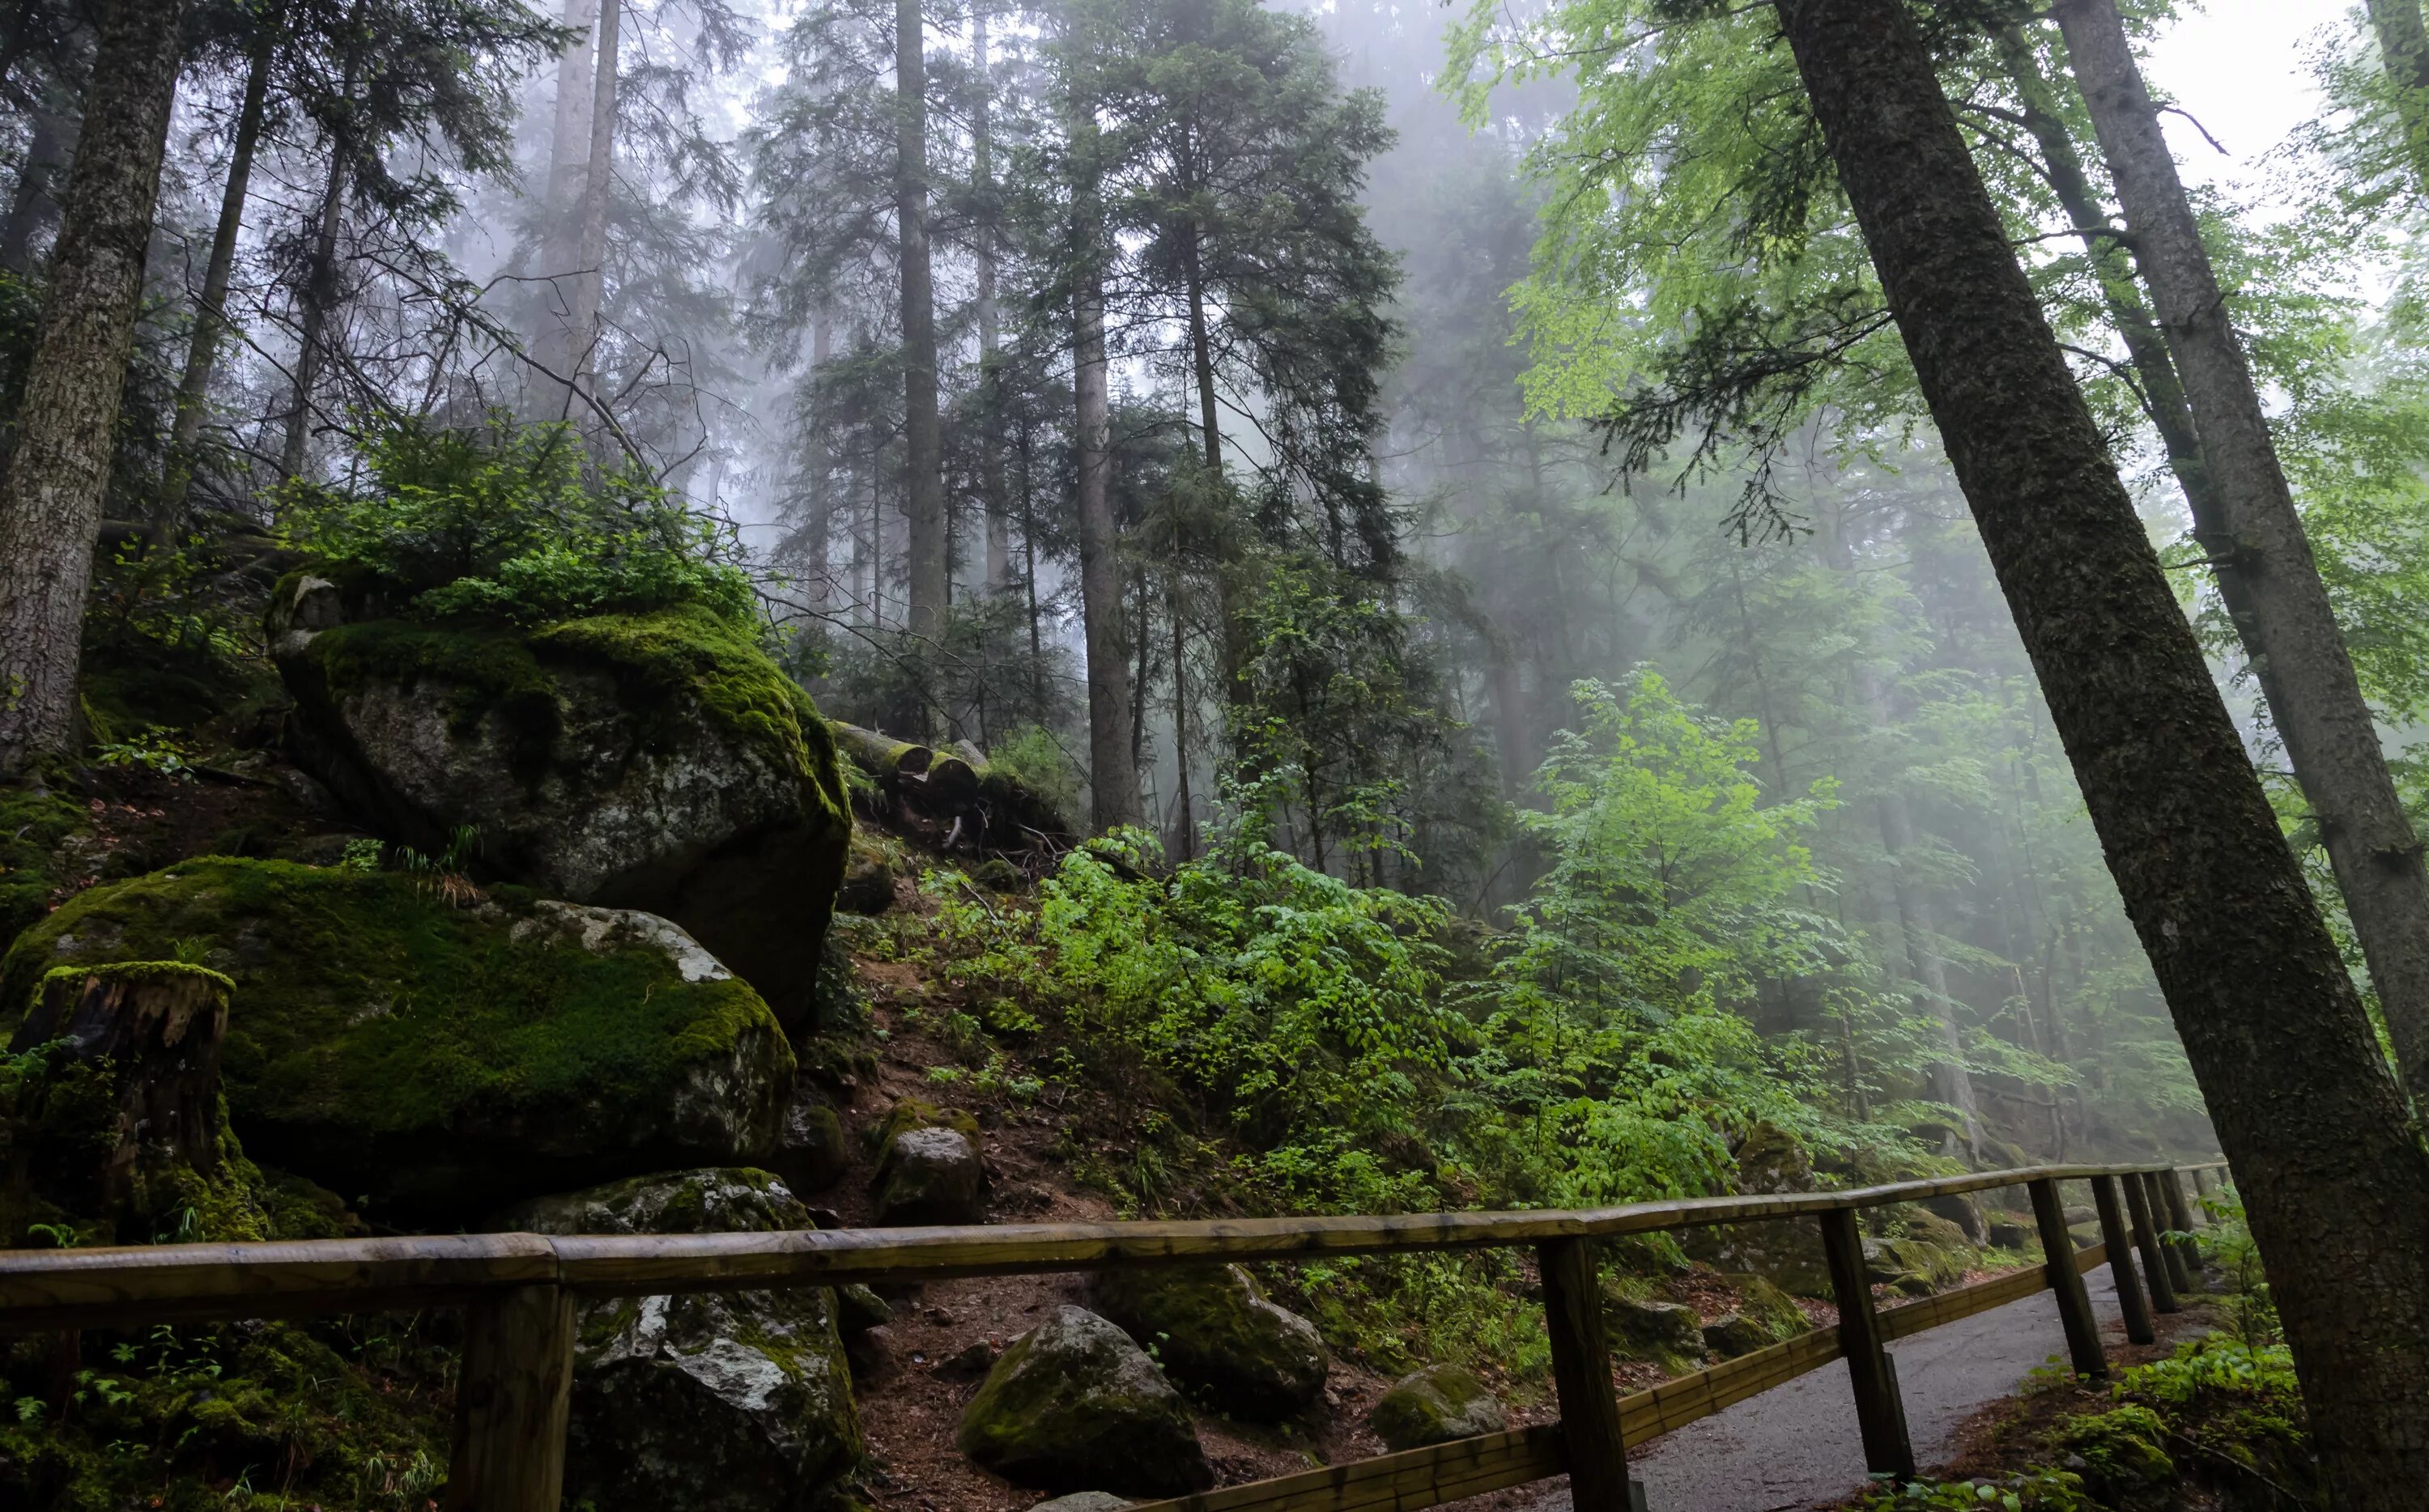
0 1161 2227 1512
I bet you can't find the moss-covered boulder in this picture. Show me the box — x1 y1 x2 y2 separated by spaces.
772 1076 849 1194
1700 1314 1773 1359
502 1169 861 1512
1606 1293 1707 1369
1681 1122 1834 1295
871 1098 985 1225
1091 1264 1328 1421
270 577 851 1030
957 1306 1211 1497
1719 1272 1809 1339
1369 1364 1508 1451
0 859 792 1221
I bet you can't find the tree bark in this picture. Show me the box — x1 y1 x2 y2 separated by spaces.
278 137 351 482
564 0 620 405
1774 0 2429 1496
895 0 947 703
2056 0 2429 1111
0 86 75 274
529 0 598 415
0 0 185 775
972 6 1010 595
2366 0 2429 197
153 2 279 545
805 310 833 612
1074 181 1143 830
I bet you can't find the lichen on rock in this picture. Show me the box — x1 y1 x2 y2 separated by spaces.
501 1168 863 1511
268 576 852 1030
0 858 793 1221
870 1097 985 1226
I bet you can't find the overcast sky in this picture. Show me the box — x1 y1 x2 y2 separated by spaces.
2145 0 2346 197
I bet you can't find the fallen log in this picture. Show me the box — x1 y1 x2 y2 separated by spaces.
826 720 1074 854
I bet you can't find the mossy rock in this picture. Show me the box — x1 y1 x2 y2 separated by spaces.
1369 1364 1508 1451
1699 1313 1774 1360
0 858 793 1221
504 1170 863 1511
1604 1291 1706 1369
1030 1497 1134 1512
837 836 895 915
1091 1264 1328 1421
957 1305 1211 1497
0 787 88 955
270 578 852 1030
2053 1406 2176 1508
870 1098 986 1224
772 1077 849 1194
1717 1272 1809 1340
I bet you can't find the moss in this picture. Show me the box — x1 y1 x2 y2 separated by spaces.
0 1314 453 1511
79 630 268 741
1369 1363 1506 1451
872 1096 981 1151
0 858 791 1217
0 788 87 954
1716 1272 1809 1340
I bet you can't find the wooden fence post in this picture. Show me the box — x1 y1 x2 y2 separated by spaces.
446 1284 574 1512
2121 1174 2180 1315
2088 1175 2153 1345
2027 1176 2106 1378
1537 1238 1647 1511
1817 1206 1915 1480
2138 1170 2193 1298
2160 1170 2202 1282
2191 1165 2214 1202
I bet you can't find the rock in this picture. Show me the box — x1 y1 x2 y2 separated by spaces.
1605 1293 1706 1365
957 1306 1210 1497
772 1077 849 1194
1681 1122 1833 1295
1719 1273 1810 1340
1986 1218 2031 1249
269 581 853 1031
837 839 895 915
1369 1364 1508 1451
1030 1497 1134 1512
837 1284 892 1335
940 1340 999 1378
1091 1264 1328 1421
1701 1313 1775 1360
1923 1192 1987 1243
503 1169 862 1512
1862 1234 1966 1297
972 857 1024 890
871 1098 985 1225
0 859 793 1221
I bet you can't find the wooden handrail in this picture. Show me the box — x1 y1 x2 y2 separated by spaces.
0 1162 2172 1328
0 1161 2221 1512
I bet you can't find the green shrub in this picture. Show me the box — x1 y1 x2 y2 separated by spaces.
283 413 755 629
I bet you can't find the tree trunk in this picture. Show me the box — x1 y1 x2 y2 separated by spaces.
278 138 351 482
1774 0 2429 1497
2056 0 2429 1111
153 2 279 546
1169 580 1193 860
972 6 1010 595
2367 0 2429 197
0 87 75 274
0 0 185 776
805 310 832 612
1074 196 1143 830
895 0 947 705
529 0 598 414
564 0 620 404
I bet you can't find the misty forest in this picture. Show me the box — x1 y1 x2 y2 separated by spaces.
2 0 2428 1505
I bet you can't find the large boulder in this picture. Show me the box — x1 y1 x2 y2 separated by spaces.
1369 1364 1508 1451
501 1170 861 1512
1605 1293 1706 1369
1091 1264 1328 1420
1681 1122 1834 1296
871 1098 986 1225
957 1306 1211 1497
0 858 792 1221
269 579 851 1030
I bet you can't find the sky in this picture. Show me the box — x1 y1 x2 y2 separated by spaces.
2144 0 2346 198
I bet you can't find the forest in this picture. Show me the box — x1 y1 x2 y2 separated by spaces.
0 0 2425 1505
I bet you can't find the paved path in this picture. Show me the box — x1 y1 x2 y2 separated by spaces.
1529 1265 2136 1512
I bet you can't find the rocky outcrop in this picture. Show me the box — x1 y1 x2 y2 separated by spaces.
1369 1364 1508 1451
268 577 852 1030
0 859 793 1221
503 1170 862 1512
957 1306 1211 1497
1700 1313 1774 1359
871 1098 985 1225
1091 1264 1328 1420
1606 1294 1706 1367
1681 1122 1834 1295
771 1077 849 1194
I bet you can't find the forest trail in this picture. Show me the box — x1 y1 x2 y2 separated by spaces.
1523 1264 2193 1512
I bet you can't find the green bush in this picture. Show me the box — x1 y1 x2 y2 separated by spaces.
283 413 755 628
